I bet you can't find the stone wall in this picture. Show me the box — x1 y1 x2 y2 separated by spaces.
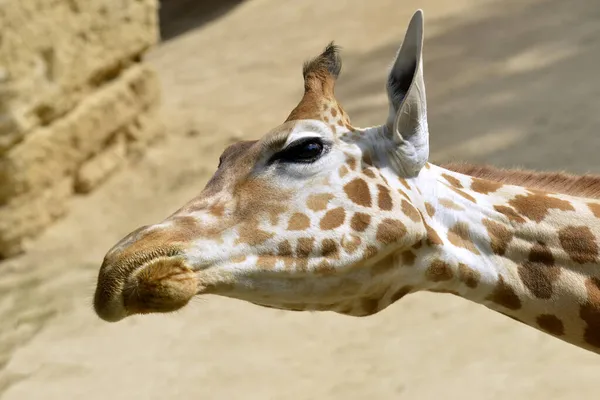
0 0 164 258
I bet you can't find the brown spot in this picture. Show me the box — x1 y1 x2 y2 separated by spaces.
230 255 247 263
278 240 293 256
344 178 371 207
536 314 565 336
390 285 413 302
237 221 274 246
377 185 393 211
425 260 454 282
412 241 423 249
401 250 416 266
257 256 277 269
442 173 463 188
350 212 371 232
401 200 421 222
329 124 337 133
580 277 600 348
494 205 527 224
425 202 436 217
362 151 373 165
483 219 513 255
486 275 522 310
296 237 315 257
470 178 503 194
306 193 334 211
450 187 477 203
399 179 411 191
320 207 345 230
346 155 357 171
338 165 349 178
589 203 600 218
363 168 376 179
376 219 407 245
439 198 464 211
209 203 225 217
287 213 311 230
321 239 339 258
458 263 480 288
518 242 559 299
315 260 335 275
558 226 599 264
330 107 337 117
341 234 361 253
423 220 443 246
447 222 480 254
509 193 575 223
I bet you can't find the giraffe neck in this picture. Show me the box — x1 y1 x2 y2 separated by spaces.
404 163 600 354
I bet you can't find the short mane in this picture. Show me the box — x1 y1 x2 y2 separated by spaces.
443 162 600 200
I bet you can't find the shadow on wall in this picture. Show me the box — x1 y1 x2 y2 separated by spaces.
159 0 245 41
335 0 600 173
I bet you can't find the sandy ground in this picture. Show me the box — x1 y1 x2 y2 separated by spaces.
2 0 600 398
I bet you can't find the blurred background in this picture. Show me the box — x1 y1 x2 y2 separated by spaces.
1 0 600 398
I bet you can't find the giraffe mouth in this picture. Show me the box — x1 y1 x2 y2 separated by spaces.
94 252 198 322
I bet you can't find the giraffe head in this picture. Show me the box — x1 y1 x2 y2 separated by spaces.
94 10 434 322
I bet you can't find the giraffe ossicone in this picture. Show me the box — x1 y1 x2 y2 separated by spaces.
94 10 600 355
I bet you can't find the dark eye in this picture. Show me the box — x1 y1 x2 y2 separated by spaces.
272 138 326 164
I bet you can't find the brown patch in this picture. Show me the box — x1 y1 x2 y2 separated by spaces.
376 219 407 245
345 155 357 171
508 193 575 223
458 263 480 288
399 179 411 191
425 202 436 217
580 277 600 348
331 107 337 117
470 178 503 194
315 260 335 275
344 178 371 207
558 226 599 264
438 198 464 211
401 250 416 266
494 205 527 224
423 220 443 246
306 193 334 212
589 203 600 218
363 168 376 179
377 185 393 211
209 203 225 217
230 255 247 263
412 241 423 249
362 151 373 165
256 256 277 269
287 213 311 230
320 207 346 230
518 242 559 299
447 222 480 254
296 237 315 257
237 221 274 246
278 240 293 256
321 238 339 258
401 200 421 222
341 234 361 253
390 285 413 302
482 219 513 255
486 275 522 310
338 165 349 178
450 187 477 203
536 314 565 336
350 212 371 232
442 173 463 188
425 260 454 282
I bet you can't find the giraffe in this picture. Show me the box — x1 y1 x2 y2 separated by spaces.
93 10 600 355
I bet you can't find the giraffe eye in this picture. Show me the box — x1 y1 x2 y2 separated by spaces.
272 137 327 164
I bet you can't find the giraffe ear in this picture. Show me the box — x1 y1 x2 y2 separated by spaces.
385 10 429 177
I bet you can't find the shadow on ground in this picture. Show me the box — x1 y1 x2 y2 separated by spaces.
159 0 245 41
